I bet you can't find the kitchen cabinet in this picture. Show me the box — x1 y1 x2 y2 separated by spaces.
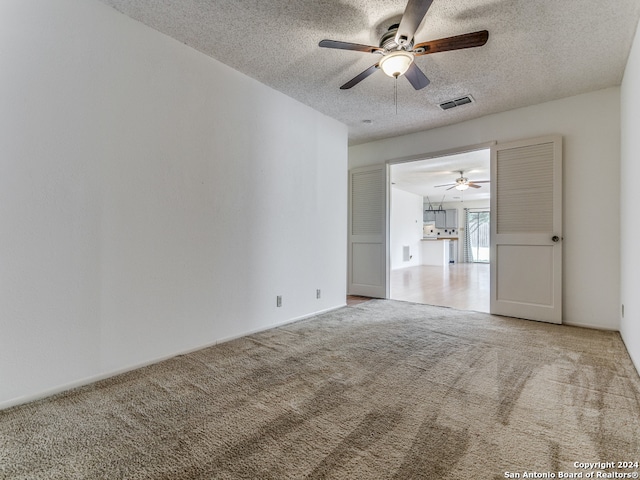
424 208 458 229
424 209 446 226
445 209 458 229
423 210 435 223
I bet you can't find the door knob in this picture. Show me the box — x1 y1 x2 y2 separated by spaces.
552 235 560 242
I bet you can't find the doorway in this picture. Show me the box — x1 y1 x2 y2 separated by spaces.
349 137 562 323
389 148 491 312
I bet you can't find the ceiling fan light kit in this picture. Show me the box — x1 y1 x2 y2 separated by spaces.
379 50 415 77
318 0 489 90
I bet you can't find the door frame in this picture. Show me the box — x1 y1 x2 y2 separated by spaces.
384 142 496 299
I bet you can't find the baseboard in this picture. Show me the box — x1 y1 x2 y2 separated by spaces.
212 304 346 345
0 304 346 412
619 332 640 379
563 320 618 331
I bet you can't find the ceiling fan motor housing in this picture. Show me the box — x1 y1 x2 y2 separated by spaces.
380 24 413 51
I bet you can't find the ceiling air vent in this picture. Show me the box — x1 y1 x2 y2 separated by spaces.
439 95 474 111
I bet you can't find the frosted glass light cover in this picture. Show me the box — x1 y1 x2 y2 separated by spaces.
379 51 414 77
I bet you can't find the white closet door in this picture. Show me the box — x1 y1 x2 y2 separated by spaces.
490 136 563 323
348 165 388 298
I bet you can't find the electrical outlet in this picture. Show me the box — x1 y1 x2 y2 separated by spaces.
277 296 282 307
316 289 321 299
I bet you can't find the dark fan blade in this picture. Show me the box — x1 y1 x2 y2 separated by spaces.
467 183 482 189
446 185 457 190
404 62 430 90
396 0 434 46
340 63 380 89
434 183 455 188
469 180 490 183
319 39 383 54
413 30 489 56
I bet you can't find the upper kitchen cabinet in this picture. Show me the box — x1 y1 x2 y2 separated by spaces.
424 210 435 223
424 207 458 229
445 209 458 229
425 209 447 228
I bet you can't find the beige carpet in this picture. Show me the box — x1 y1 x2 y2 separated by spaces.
1 300 639 479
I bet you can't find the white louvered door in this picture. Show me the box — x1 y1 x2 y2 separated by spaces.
490 136 563 323
348 165 388 298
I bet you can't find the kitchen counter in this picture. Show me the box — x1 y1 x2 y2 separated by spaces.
421 238 458 265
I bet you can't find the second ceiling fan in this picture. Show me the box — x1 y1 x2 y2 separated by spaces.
319 0 489 90
435 171 490 191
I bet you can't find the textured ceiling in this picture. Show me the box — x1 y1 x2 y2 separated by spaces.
98 0 640 146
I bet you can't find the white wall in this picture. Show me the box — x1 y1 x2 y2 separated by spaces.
390 187 423 269
350 88 621 330
620 21 640 372
0 0 347 408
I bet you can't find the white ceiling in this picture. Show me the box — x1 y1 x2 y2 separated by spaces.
391 148 490 203
97 0 640 146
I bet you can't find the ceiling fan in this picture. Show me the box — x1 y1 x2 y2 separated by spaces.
319 0 489 90
435 171 490 191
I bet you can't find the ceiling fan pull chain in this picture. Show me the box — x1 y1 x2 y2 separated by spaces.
394 75 398 115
